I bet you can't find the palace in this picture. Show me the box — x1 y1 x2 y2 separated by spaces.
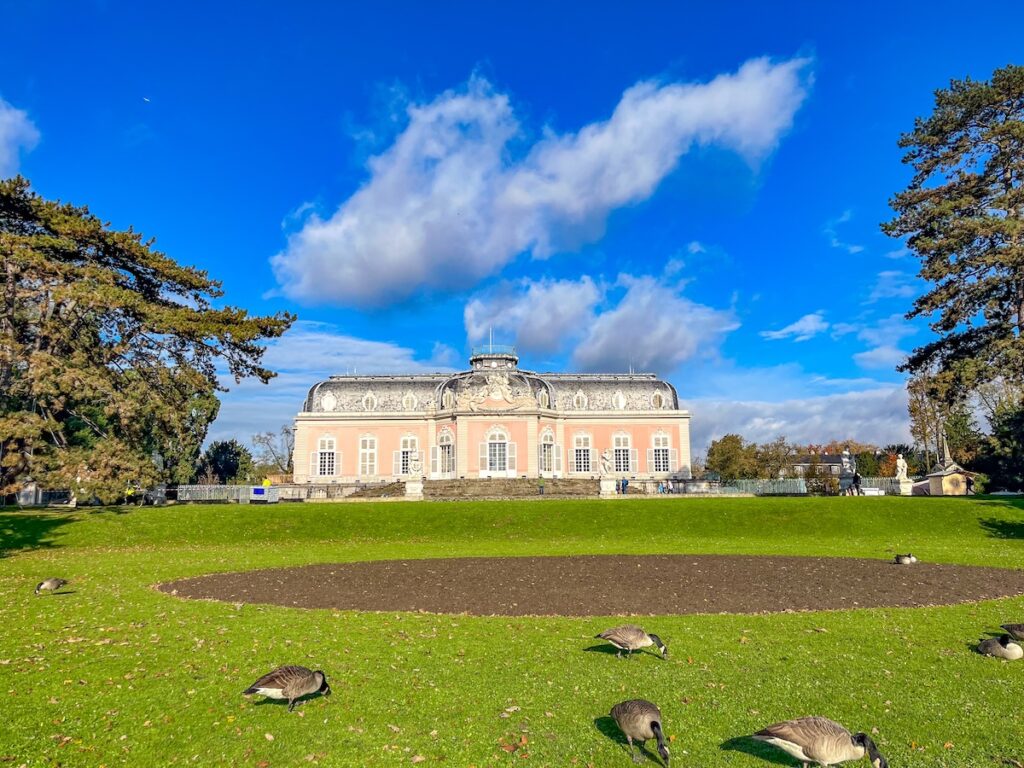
292 346 692 484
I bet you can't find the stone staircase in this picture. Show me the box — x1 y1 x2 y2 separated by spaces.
423 477 599 500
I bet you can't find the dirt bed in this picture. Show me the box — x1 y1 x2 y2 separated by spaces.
157 555 1024 617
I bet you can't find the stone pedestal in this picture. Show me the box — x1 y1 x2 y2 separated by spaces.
405 480 424 500
599 478 617 498
899 478 913 496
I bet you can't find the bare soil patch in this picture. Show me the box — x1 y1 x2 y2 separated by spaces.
157 555 1024 617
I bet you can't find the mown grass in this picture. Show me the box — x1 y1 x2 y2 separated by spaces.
1 496 1022 767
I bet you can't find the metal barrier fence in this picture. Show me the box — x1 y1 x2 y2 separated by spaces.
175 485 250 503
724 478 809 495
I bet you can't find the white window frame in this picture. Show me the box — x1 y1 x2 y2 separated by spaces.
613 390 627 410
394 434 420 476
402 392 418 410
431 429 456 479
648 431 677 474
313 435 337 478
359 434 377 477
573 433 593 474
479 426 516 478
363 392 378 411
613 431 633 473
573 391 588 409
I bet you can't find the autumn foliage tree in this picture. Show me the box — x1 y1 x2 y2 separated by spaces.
0 177 294 503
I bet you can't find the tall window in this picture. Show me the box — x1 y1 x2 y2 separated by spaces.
613 432 632 473
574 433 591 473
573 391 588 409
539 430 555 473
402 392 418 410
363 392 378 411
438 430 455 474
318 436 336 477
400 435 418 475
652 432 671 473
480 427 515 473
359 435 377 476
651 391 664 409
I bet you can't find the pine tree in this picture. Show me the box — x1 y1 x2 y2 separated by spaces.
883 65 1024 392
0 178 294 503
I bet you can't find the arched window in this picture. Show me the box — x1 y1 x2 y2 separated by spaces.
316 436 337 477
479 426 516 474
437 429 456 474
613 431 633 473
363 392 378 411
539 429 555 473
573 391 588 409
649 431 675 473
573 432 592 473
359 434 377 476
651 391 664 409
613 390 627 410
402 392 418 410
538 388 550 408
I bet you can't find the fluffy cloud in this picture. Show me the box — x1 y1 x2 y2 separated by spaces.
464 276 602 354
760 311 829 341
853 345 907 370
688 386 911 452
272 57 811 306
209 321 456 445
571 276 738 373
0 96 39 177
867 270 918 302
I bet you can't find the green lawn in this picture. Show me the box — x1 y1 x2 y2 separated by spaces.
1 496 1022 767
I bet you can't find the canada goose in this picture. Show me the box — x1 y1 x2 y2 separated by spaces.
610 699 669 765
596 625 667 659
893 553 917 565
977 634 1023 660
35 578 68 595
242 666 331 711
752 716 888 767
999 623 1024 642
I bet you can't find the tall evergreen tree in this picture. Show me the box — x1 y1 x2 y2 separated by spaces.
883 65 1024 392
0 177 293 502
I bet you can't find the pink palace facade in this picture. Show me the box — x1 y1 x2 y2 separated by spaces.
292 347 692 484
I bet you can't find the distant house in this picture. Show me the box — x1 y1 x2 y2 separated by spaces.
783 453 849 478
925 461 975 496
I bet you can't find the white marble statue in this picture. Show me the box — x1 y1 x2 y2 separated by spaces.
600 448 614 476
895 453 908 481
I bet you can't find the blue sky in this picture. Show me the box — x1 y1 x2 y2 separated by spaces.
3 1 1022 454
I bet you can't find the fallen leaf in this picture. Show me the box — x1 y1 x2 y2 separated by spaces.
411 757 426 764
265 733 274 741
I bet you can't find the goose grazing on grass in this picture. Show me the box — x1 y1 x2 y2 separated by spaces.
999 623 1024 641
893 553 917 565
752 716 888 767
610 699 669 765
596 625 667 659
35 578 68 595
977 634 1023 660
243 666 331 711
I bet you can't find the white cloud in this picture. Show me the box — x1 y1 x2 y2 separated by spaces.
867 270 918 302
855 313 916 348
464 276 602 354
823 209 865 254
688 386 910 452
687 241 706 254
209 321 456 445
760 311 829 342
0 96 40 177
884 246 911 260
272 57 812 306
853 345 907 370
571 275 738 373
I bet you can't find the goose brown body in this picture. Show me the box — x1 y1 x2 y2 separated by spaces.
753 716 887 767
610 699 669 764
596 625 667 658
35 578 68 595
999 623 1024 641
243 665 331 711
978 634 1023 660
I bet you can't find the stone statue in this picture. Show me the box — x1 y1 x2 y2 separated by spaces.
895 454 908 481
409 453 422 475
599 449 614 476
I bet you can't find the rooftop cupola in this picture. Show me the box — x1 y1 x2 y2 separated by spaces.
469 344 518 370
